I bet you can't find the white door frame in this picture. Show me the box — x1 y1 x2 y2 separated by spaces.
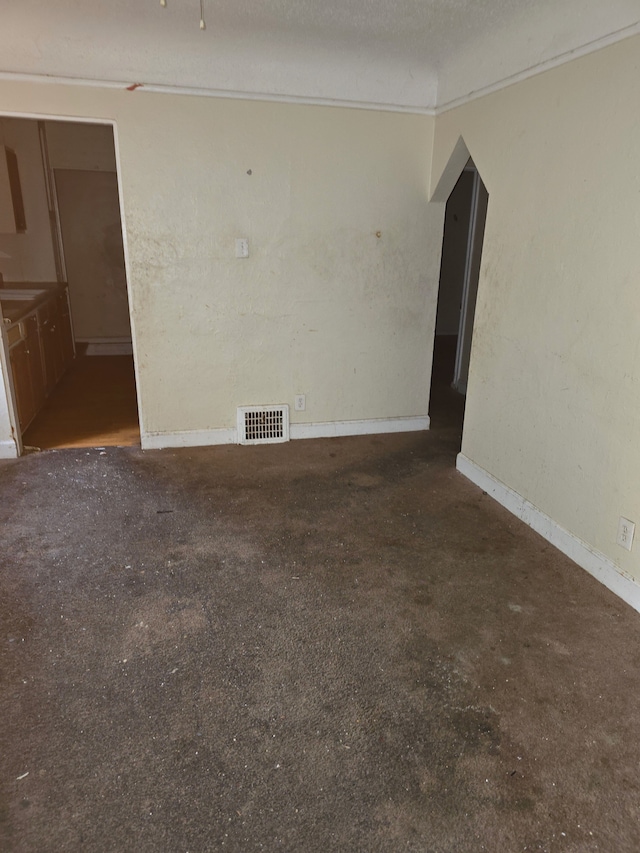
0 110 143 455
453 164 481 394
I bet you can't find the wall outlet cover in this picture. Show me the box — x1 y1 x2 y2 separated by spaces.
617 517 635 551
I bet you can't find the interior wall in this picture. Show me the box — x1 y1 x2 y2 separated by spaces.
0 118 56 282
0 82 441 446
430 34 640 583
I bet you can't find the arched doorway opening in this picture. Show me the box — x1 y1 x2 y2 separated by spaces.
429 154 488 440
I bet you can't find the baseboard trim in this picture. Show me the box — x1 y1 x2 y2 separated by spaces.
456 453 640 615
80 338 133 356
141 428 237 450
141 416 430 451
290 416 430 440
0 439 18 459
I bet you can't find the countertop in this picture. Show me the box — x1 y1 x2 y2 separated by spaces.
0 282 67 326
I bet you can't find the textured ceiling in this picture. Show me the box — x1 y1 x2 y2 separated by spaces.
1 0 639 111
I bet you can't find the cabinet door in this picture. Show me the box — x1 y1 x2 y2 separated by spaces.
9 340 35 431
24 313 45 413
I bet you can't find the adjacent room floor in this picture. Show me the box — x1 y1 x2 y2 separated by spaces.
22 352 140 450
2 420 640 850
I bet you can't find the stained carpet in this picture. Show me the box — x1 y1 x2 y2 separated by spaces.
2 426 640 851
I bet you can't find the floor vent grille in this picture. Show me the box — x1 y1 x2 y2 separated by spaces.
237 405 290 445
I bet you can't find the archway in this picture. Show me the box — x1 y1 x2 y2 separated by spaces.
429 140 488 440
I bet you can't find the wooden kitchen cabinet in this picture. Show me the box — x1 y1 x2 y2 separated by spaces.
3 285 75 434
8 314 48 432
9 339 34 431
24 313 46 412
39 291 74 389
38 298 63 394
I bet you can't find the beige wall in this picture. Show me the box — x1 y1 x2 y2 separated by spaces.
124 97 439 435
431 35 640 582
0 82 441 446
0 118 57 281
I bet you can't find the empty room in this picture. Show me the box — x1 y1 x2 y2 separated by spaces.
1 2 640 850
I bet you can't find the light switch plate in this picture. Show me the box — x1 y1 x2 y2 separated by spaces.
235 238 249 258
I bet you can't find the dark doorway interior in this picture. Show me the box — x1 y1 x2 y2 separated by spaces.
429 161 488 436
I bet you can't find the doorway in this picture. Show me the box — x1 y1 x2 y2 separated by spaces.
429 159 488 435
0 116 140 451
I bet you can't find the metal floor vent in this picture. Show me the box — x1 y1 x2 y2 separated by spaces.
237 405 290 445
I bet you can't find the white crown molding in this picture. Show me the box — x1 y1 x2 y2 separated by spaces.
435 20 640 115
0 71 436 116
457 453 640 616
0 20 639 118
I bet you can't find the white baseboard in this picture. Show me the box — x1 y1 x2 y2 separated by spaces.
80 338 133 356
0 438 18 458
141 415 429 451
290 415 430 440
457 453 640 615
141 428 237 450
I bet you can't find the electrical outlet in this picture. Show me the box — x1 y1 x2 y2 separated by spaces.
617 517 635 551
294 394 306 412
235 238 249 258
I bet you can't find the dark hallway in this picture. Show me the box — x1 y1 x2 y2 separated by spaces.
428 333 465 432
429 160 488 443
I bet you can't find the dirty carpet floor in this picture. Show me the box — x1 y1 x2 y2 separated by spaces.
1 426 640 852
